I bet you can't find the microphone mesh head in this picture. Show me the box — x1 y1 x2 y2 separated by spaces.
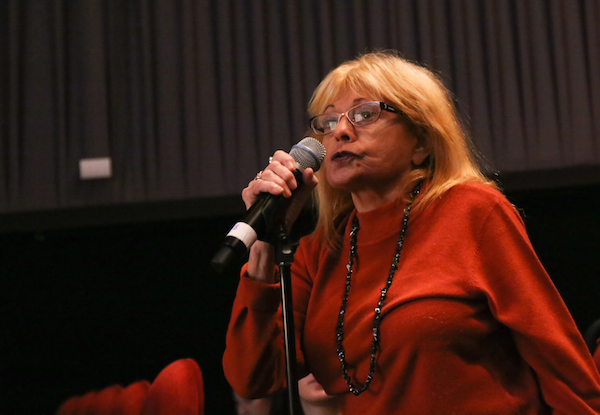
290 137 326 172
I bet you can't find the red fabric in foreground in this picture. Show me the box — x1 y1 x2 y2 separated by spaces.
114 381 151 415
140 359 204 415
56 359 203 415
56 381 149 415
594 340 600 373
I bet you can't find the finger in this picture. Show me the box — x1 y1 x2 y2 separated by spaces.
291 168 318 205
242 149 307 209
259 168 295 197
265 161 298 195
301 168 318 188
271 150 296 171
281 168 319 232
242 170 291 209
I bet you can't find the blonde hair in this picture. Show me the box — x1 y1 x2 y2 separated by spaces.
308 51 495 248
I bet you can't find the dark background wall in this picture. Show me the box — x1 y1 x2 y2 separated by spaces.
1 208 242 414
2 1 600 213
1 182 600 415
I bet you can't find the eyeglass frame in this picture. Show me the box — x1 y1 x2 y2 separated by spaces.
308 101 404 136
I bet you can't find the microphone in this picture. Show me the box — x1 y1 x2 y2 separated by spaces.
211 137 326 273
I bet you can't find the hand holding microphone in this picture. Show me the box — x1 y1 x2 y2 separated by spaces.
211 137 326 273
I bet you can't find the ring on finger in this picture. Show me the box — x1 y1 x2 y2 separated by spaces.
268 156 273 164
254 170 263 181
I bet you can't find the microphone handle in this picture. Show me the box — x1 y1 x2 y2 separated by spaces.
211 170 302 273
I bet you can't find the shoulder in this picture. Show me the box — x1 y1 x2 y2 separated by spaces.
418 182 524 232
436 183 517 217
441 182 507 205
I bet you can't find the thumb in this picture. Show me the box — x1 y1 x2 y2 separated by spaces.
284 168 318 232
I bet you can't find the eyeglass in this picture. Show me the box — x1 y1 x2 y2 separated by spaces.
309 101 401 135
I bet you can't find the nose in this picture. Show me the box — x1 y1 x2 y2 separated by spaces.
332 113 356 141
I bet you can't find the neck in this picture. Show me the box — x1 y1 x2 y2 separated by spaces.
350 173 415 212
351 187 403 212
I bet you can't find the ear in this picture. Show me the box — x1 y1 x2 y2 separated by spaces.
411 145 430 167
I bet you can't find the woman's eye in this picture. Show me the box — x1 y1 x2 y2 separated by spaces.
325 120 337 130
354 111 374 123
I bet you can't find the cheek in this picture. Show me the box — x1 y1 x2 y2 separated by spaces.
321 137 335 154
388 141 416 164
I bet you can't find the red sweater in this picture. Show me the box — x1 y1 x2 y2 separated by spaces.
223 184 600 414
594 341 600 373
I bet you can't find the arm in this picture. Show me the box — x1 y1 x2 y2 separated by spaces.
223 243 316 399
222 150 318 398
473 200 600 414
242 150 318 283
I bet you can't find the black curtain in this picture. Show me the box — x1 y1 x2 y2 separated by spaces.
1 0 599 216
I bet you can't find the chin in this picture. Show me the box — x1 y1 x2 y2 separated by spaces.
326 173 360 192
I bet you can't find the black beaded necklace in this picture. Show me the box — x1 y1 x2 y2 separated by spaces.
335 181 423 396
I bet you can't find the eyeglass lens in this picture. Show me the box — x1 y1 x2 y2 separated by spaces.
311 102 382 135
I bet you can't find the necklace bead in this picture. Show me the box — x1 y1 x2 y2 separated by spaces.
335 181 423 396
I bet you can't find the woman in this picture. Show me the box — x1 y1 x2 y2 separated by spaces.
223 51 600 413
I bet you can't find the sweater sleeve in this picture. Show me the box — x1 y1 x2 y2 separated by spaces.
222 242 315 399
471 199 600 414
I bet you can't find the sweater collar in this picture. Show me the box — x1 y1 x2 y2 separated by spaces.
346 198 408 246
